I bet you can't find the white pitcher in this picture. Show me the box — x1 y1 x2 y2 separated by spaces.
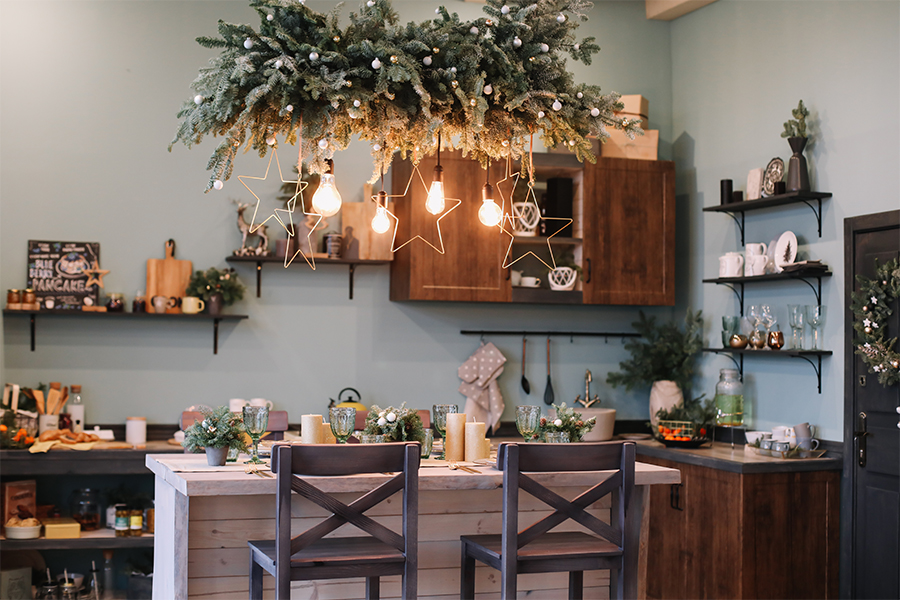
719 252 744 278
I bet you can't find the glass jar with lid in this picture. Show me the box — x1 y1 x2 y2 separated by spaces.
714 368 744 427
105 293 125 312
70 488 101 531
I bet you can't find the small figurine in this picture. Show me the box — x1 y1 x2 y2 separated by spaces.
233 201 271 257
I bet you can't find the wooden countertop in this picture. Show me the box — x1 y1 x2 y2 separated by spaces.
146 452 681 497
634 440 842 474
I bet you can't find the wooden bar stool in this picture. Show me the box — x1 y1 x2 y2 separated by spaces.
249 442 420 600
459 441 636 600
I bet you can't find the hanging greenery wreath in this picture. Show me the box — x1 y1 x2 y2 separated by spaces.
851 257 900 386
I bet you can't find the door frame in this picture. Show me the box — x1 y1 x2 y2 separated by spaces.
841 209 900 597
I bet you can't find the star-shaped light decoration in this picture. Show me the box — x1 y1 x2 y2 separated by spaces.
377 164 461 254
83 260 110 289
499 180 573 270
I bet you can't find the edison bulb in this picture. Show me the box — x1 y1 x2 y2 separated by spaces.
371 205 390 233
479 199 503 227
311 173 343 217
426 180 445 215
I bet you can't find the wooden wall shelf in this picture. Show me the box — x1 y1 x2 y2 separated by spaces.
702 269 832 314
703 190 832 244
226 255 389 300
702 347 832 393
2 310 247 354
0 529 154 550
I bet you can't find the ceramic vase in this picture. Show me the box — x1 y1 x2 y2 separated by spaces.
649 380 683 429
549 266 578 291
205 446 228 466
207 292 224 316
786 137 810 192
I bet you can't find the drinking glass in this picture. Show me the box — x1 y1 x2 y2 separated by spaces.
545 432 570 443
242 406 268 464
788 304 805 349
515 405 541 442
360 434 385 444
806 305 826 350
747 305 765 349
760 305 776 335
420 429 434 458
722 315 740 348
329 407 356 444
432 404 458 460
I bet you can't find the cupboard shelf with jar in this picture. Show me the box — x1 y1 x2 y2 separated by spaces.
389 150 675 306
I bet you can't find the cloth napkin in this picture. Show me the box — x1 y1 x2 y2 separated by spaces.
458 342 506 433
29 440 97 453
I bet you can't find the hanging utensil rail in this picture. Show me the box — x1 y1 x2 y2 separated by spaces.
460 330 639 342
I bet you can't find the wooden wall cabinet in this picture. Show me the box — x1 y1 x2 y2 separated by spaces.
642 455 840 599
389 152 675 306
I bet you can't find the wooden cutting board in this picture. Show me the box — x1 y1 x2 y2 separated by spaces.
146 239 192 314
339 185 394 261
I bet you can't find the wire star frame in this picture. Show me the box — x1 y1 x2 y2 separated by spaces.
373 164 462 254
83 260 110 289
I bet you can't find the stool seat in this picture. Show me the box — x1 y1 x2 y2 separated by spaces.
249 537 407 571
461 531 621 566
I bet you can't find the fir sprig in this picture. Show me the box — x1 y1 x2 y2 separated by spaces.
363 403 426 443
182 406 249 452
186 267 246 306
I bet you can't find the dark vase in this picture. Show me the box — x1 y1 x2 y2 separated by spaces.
207 292 224 316
205 446 227 466
786 136 810 192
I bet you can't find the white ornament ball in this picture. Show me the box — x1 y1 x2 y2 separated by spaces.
435 7 440 13
513 36 522 48
501 139 509 147
537 111 545 118
450 66 457 74
274 59 283 69
267 13 274 21
266 136 275 146
540 43 549 53
213 180 224 190
501 5 510 14
386 412 397 422
286 104 293 112
318 138 328 149
377 417 386 426
243 38 253 49
470 26 479 35
552 100 562 111
373 143 381 151
576 92 583 99
371 57 382 69
553 419 563 427
353 99 361 107
568 140 575 146
423 55 432 66
557 13 566 23
483 84 493 95
309 51 319 61
590 107 600 117
193 94 203 105
573 43 580 50
367 0 375 6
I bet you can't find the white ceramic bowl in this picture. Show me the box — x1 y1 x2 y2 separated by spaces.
578 408 617 442
745 431 771 445
5 524 41 539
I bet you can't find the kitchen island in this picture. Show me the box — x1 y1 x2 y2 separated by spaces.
147 451 681 599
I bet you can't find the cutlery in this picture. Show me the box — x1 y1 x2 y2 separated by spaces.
449 462 479 474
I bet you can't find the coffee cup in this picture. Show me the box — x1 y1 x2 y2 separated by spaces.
250 398 274 410
229 398 248 412
151 295 168 314
794 422 814 439
510 270 522 287
718 252 744 278
745 242 768 256
182 296 206 314
745 254 768 277
520 276 540 288
797 437 820 451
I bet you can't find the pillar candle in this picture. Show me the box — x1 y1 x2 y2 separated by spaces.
301 414 325 444
445 413 467 461
481 438 492 460
465 422 487 462
321 421 337 444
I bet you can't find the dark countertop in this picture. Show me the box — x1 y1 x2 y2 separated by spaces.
635 439 843 474
1 441 183 476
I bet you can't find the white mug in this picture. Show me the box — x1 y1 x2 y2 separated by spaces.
182 296 206 314
229 398 247 412
510 270 522 287
745 254 768 276
250 398 274 410
520 276 540 288
719 253 744 278
745 242 768 256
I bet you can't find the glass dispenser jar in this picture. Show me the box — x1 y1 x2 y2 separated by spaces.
71 488 101 531
714 368 744 427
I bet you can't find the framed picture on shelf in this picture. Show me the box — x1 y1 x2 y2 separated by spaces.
27 240 101 310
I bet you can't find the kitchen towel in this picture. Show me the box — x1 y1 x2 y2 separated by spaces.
458 342 506 433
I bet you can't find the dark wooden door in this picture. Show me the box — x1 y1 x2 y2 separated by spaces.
389 152 510 302
843 210 900 599
582 158 675 306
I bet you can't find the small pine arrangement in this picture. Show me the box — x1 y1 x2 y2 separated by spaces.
606 310 703 394
655 394 716 428
538 403 596 442
363 403 426 443
182 406 248 452
186 267 245 306
781 100 809 139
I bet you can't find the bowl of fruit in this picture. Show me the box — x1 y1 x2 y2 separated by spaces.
655 420 710 448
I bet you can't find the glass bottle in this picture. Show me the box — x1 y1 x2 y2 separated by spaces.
129 508 143 536
69 385 84 434
102 550 115 599
115 506 130 537
70 488 101 531
714 368 744 427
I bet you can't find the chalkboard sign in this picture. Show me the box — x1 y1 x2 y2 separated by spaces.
27 240 101 310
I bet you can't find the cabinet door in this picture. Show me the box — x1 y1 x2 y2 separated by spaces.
643 456 690 599
389 152 511 302
582 158 675 305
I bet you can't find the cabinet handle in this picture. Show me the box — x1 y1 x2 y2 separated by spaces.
669 483 683 511
585 258 592 284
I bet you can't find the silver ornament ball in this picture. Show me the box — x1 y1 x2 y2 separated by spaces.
309 52 319 61
540 43 549 53
501 5 510 14
513 37 522 48
552 100 562 111
590 107 600 117
193 95 203 105
244 38 253 49
267 13 274 21
371 57 382 69
318 139 328 149
423 55 432 66
557 14 566 23
213 180 224 190
577 92 583 99
450 66 457 74
367 0 375 6
353 100 361 107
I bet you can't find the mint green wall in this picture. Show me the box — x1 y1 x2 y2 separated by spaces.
0 1 674 426
671 0 900 440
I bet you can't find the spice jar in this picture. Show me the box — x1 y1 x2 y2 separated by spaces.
71 488 101 531
22 289 37 310
130 508 143 536
105 292 125 313
115 506 130 537
714 368 744 427
6 289 21 310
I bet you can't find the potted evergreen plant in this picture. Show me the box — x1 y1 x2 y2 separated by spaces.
185 267 245 315
181 406 248 466
606 310 703 427
781 99 811 191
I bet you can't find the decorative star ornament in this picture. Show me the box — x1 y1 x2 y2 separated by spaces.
381 164 461 254
237 147 309 237
83 260 110 289
499 180 573 270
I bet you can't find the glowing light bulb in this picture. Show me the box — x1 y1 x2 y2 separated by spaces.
311 160 342 217
426 164 445 214
371 205 390 234
478 182 501 227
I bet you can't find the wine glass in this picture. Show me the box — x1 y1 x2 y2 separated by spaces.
329 407 356 444
747 304 764 349
515 405 541 442
432 404 458 459
759 305 776 345
806 305 827 350
242 406 268 464
788 304 805 349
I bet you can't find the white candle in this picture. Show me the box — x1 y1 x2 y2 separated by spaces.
445 413 467 461
464 422 486 461
301 414 325 444
321 421 337 444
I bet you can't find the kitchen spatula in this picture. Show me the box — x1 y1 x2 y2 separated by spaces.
521 336 531 394
543 337 555 405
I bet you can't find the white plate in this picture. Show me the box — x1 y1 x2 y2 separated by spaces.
773 231 798 272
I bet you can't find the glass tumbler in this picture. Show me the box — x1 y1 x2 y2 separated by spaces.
329 407 356 444
420 429 434 458
515 405 541 442
544 432 570 443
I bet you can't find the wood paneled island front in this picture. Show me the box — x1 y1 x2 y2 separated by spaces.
147 452 680 599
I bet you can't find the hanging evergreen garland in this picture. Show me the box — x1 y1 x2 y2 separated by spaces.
169 0 643 189
851 258 900 386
